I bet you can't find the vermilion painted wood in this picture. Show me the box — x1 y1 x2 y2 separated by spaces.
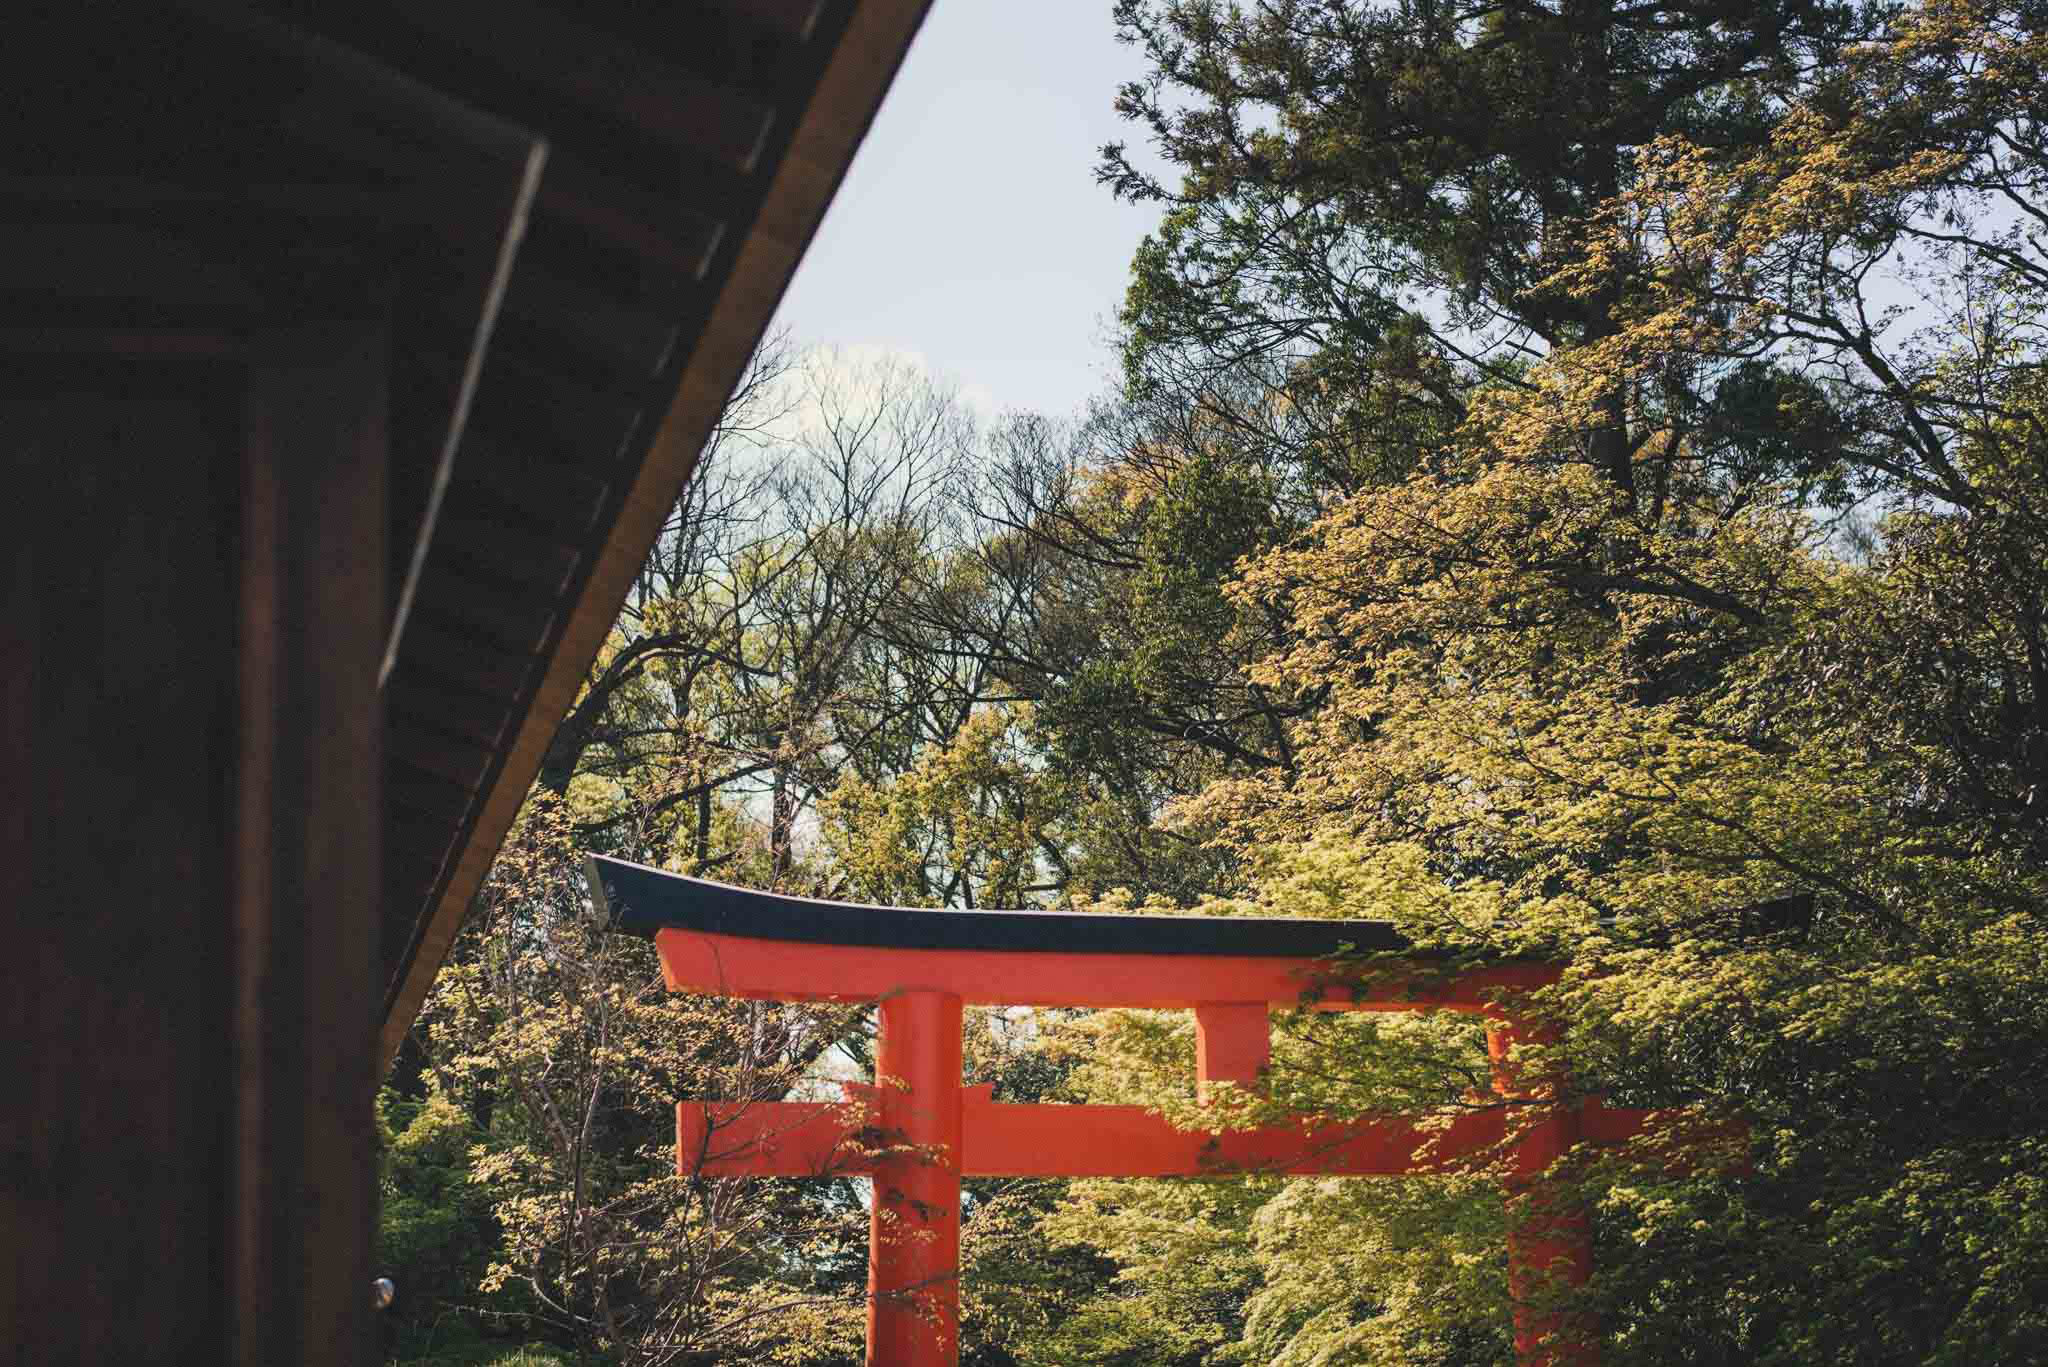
678 1094 881 1178
1490 1023 1597 1367
1194 1002 1271 1097
648 910 1740 1367
677 1091 1712 1183
867 991 963 1367
685 1093 1504 1178
957 1097 1516 1177
654 927 1560 1009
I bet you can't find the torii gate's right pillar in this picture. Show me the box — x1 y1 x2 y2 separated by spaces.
1490 1020 1596 1367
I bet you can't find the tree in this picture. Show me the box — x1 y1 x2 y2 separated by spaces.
904 399 1318 905
414 796 873 1366
376 1088 516 1363
386 6 2048 1355
386 340 1108 1365
820 703 1078 909
1029 3 2048 1362
1101 0 1878 498
892 1 1891 916
554 344 980 889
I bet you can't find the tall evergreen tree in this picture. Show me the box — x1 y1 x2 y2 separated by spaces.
1102 0 1876 497
1035 4 2048 1363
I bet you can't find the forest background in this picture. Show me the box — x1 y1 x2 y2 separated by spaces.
377 2 2048 1363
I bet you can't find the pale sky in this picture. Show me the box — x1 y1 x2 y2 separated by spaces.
772 4 1162 419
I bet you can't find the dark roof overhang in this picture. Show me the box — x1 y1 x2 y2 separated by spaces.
3 0 934 1067
355 0 938 1064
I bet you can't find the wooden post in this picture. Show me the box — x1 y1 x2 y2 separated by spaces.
3 307 386 1365
1490 1019 1596 1367
231 316 389 1367
867 990 964 1367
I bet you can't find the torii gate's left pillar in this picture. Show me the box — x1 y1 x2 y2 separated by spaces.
869 991 965 1365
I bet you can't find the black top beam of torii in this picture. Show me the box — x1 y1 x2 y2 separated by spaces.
590 855 1812 963
587 854 1415 957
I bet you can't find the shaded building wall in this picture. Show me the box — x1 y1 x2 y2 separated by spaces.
3 327 385 1365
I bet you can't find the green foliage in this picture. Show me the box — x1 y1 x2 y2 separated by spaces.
1103 0 1878 494
1030 1180 1267 1366
821 705 1071 909
955 1009 1128 1365
395 798 872 1366
393 1340 583 1367
377 1089 526 1362
1015 2 2048 1361
386 5 2048 1361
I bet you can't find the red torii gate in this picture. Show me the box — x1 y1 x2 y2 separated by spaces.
590 856 1722 1367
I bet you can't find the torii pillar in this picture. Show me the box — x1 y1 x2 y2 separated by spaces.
591 856 1744 1367
869 988 964 1361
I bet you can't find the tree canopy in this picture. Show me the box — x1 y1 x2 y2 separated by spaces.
380 2 2048 1362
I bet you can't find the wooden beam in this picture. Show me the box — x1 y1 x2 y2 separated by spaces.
176 0 545 167
679 1090 1719 1182
386 0 789 172
652 926 1560 1011
1195 1003 1271 1098
683 1092 1522 1180
170 5 553 690
4 363 246 1363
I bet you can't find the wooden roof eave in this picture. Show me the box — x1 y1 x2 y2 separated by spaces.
375 0 937 1069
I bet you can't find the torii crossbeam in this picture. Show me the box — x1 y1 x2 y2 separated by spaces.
591 856 1735 1367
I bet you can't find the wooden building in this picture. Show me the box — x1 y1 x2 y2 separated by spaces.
2 3 930 1360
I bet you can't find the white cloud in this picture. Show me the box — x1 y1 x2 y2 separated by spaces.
762 342 1002 445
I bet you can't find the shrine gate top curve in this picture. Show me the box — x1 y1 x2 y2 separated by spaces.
586 853 1564 1009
